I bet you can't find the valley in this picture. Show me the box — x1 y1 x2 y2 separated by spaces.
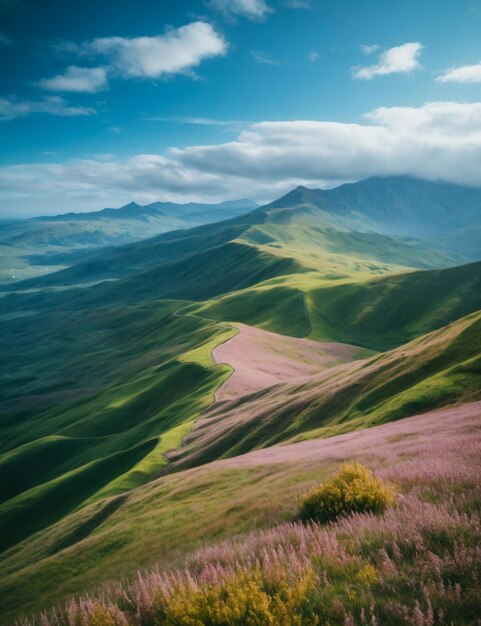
1 176 480 624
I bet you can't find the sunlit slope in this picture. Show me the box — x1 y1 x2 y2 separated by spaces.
0 234 314 553
8 177 469 293
0 299 235 552
266 176 481 257
168 310 481 470
238 220 463 275
306 259 481 349
90 241 305 304
1 377 479 623
196 260 481 350
1 175 480 619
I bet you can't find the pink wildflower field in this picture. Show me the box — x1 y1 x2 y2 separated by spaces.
18 401 481 626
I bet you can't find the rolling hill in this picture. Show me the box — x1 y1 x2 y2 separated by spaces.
1 175 481 624
6 176 471 294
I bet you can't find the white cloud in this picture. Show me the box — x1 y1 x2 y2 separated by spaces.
3 101 481 215
307 51 320 62
39 66 108 93
283 0 311 8
353 42 423 79
437 61 481 83
83 22 227 80
208 0 272 20
146 115 248 130
251 50 280 65
45 22 226 90
0 95 95 120
361 44 379 55
88 153 115 161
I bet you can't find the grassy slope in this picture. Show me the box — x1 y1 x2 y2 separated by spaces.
3 252 476 551
0 201 256 285
239 221 462 275
0 233 311 554
1 394 479 623
8 221 250 289
0 299 236 552
165 310 481 470
9 188 463 292
196 260 481 351
1 182 480 621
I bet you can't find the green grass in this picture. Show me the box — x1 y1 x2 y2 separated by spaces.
1 371 479 623
1 181 480 623
239 222 460 274
2 258 478 552
0 299 235 551
192 283 311 337
165 311 481 468
306 259 481 350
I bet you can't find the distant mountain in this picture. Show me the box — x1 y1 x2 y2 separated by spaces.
0 198 258 283
38 198 258 223
13 175 474 292
266 176 481 258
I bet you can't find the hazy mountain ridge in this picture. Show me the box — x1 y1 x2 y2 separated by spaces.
266 176 481 256
0 198 258 283
7 175 473 292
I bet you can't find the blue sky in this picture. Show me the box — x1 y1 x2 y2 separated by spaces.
1 0 481 215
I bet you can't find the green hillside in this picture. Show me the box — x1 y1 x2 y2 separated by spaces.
1 176 481 624
306 259 481 349
196 259 481 350
8 177 469 293
168 310 481 469
1 311 480 621
0 299 236 551
266 176 481 256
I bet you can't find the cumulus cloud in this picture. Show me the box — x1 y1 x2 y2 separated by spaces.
41 22 226 92
208 0 272 20
353 42 423 79
361 44 379 55
0 95 95 120
307 51 320 62
437 61 481 83
38 66 108 93
3 101 481 215
82 22 227 80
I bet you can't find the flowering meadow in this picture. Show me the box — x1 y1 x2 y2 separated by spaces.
16 403 481 626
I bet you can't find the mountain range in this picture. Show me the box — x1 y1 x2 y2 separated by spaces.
1 175 480 624
0 197 258 283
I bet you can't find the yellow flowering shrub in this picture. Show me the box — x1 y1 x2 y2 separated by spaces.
150 570 319 626
299 463 394 524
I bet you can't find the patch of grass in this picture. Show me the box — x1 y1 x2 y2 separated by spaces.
0 299 235 550
193 284 311 337
306 260 481 350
